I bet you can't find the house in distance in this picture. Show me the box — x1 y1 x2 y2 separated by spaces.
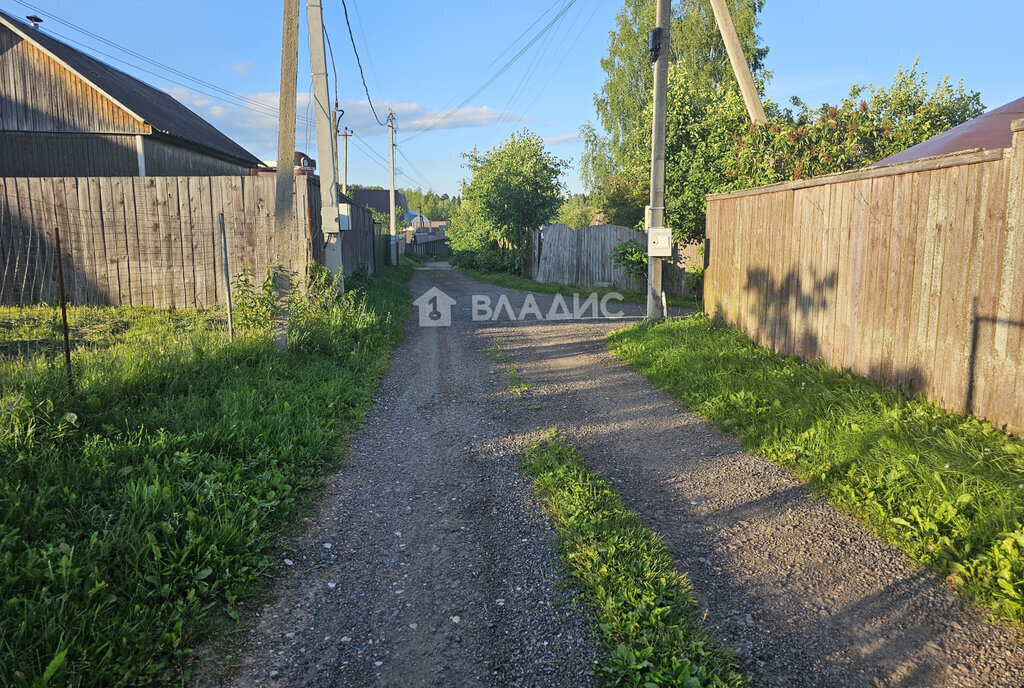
0 10 262 178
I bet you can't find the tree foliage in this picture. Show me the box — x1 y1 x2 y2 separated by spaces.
660 61 984 244
447 130 567 274
587 0 766 188
400 188 460 222
729 61 985 187
555 194 598 229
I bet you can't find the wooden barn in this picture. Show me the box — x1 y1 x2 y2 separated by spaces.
0 11 262 177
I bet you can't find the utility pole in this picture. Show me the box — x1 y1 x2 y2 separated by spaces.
709 0 766 125
388 110 398 265
340 127 353 196
646 0 670 320
273 0 300 351
306 0 345 286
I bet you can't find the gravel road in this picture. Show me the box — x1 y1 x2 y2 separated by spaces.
212 265 1024 688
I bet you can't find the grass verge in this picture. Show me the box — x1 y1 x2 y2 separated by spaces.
607 314 1024 624
0 259 415 686
523 430 748 688
459 268 697 310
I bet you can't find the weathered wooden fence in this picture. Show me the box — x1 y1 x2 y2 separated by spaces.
705 118 1024 434
0 174 380 307
405 236 451 258
527 223 694 296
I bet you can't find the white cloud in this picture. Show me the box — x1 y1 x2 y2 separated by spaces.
165 87 517 161
543 133 579 146
230 61 259 76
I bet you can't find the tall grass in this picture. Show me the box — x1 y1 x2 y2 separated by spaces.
0 260 414 686
608 314 1024 624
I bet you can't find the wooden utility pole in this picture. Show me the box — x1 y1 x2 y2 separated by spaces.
388 110 397 265
273 0 300 351
306 0 345 286
340 127 353 195
709 0 766 124
646 0 670 320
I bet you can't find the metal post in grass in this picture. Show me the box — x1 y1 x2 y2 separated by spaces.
219 213 234 341
53 223 74 394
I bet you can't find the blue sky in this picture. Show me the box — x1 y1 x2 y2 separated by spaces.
4 0 1022 197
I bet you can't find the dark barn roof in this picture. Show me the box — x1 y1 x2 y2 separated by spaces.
350 188 409 217
874 96 1024 167
0 10 262 167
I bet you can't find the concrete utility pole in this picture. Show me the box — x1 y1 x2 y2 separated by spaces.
708 0 766 125
306 0 345 286
646 0 670 320
273 0 300 351
340 127 353 195
388 109 398 265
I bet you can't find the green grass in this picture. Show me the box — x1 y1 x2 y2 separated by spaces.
522 431 747 688
0 260 415 686
459 268 698 309
607 314 1024 624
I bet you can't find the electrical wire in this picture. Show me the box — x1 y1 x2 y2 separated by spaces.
323 24 339 110
338 0 386 126
403 0 579 142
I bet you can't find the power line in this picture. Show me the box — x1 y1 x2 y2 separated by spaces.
403 0 579 142
397 147 433 190
338 0 386 126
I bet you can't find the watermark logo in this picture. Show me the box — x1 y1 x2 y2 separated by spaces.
471 293 625 322
414 287 627 326
413 286 456 327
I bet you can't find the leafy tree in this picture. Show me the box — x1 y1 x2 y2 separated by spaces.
587 0 766 188
729 61 985 187
601 173 649 229
447 130 567 274
556 194 598 229
663 63 749 243
400 187 460 222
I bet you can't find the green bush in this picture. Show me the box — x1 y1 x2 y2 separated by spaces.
609 239 648 283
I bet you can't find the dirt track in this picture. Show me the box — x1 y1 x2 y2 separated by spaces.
213 265 1024 688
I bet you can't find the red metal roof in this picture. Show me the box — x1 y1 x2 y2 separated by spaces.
874 96 1024 167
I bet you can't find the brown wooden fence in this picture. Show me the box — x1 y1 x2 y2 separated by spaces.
705 118 1024 434
0 174 380 308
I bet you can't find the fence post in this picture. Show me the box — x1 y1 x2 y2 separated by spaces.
52 223 74 394
219 213 234 341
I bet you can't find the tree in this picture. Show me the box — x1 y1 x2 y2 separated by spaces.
400 187 461 222
729 61 985 187
447 130 567 274
587 0 766 189
601 173 649 229
556 194 598 229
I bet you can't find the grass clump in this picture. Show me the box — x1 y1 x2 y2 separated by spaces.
459 268 697 309
522 430 748 688
607 314 1024 624
0 259 414 686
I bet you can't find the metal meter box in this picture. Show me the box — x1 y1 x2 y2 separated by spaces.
322 204 352 233
648 227 673 257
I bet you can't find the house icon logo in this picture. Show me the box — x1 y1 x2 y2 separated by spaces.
413 287 456 327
